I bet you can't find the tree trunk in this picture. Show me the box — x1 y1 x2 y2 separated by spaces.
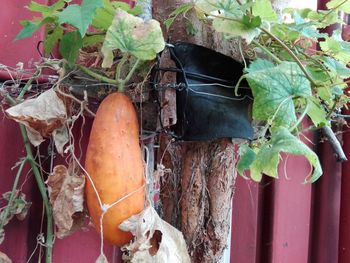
153 2 240 262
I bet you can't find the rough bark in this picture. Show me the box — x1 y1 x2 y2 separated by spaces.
153 1 239 262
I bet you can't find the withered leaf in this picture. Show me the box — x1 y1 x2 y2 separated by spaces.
46 164 86 239
0 192 31 227
0 251 12 263
95 254 109 263
5 89 67 147
120 206 190 263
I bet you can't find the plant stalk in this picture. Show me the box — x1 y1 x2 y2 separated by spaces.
118 58 141 93
0 159 27 231
260 27 318 87
252 39 282 64
77 65 118 85
6 95 53 263
19 124 53 263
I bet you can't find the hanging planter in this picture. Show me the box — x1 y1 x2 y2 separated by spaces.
155 42 254 141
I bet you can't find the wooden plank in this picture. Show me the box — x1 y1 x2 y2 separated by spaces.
270 155 313 263
231 176 261 263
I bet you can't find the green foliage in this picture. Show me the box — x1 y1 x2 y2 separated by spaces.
185 0 350 183
246 60 311 128
57 0 103 37
59 31 83 64
164 3 194 29
238 127 322 183
101 9 165 67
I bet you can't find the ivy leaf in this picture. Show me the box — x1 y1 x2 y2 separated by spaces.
321 56 350 78
15 21 40 40
212 18 260 44
44 27 64 56
237 144 256 176
327 0 350 13
15 17 54 40
242 15 262 29
28 0 66 16
101 9 165 68
306 96 328 127
58 0 103 37
83 35 105 47
246 59 312 128
320 34 350 65
92 6 114 30
59 31 83 64
195 0 241 14
272 24 301 42
165 3 194 29
252 0 277 22
250 127 322 183
245 58 274 73
307 10 342 28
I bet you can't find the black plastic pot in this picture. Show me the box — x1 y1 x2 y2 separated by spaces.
156 42 254 141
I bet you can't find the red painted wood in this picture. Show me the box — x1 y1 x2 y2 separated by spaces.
339 107 350 263
310 141 342 263
231 176 261 263
0 0 48 69
270 155 313 263
0 116 33 263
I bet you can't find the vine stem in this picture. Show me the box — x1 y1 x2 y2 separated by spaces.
290 99 310 132
20 125 53 263
0 158 27 231
76 65 118 85
320 0 349 22
252 39 282 64
118 58 141 92
259 27 318 87
6 95 53 263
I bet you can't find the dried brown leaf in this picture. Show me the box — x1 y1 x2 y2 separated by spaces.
120 206 190 263
52 126 69 155
47 164 86 239
5 89 67 147
0 251 12 263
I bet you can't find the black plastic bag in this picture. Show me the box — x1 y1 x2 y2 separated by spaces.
169 42 254 141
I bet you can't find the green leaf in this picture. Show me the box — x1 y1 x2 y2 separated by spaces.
58 0 103 37
321 56 350 78
237 145 256 176
242 15 262 29
15 21 40 40
212 17 260 44
320 35 350 65
327 0 350 13
59 31 83 63
195 0 241 14
252 0 277 22
28 0 66 16
246 60 312 128
272 24 300 42
306 96 328 127
92 7 114 30
250 127 322 183
101 9 165 67
245 58 275 73
83 34 105 47
15 17 54 40
165 3 194 29
307 10 342 28
44 27 64 56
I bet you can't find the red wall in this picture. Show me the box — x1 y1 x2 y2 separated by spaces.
1 1 349 263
